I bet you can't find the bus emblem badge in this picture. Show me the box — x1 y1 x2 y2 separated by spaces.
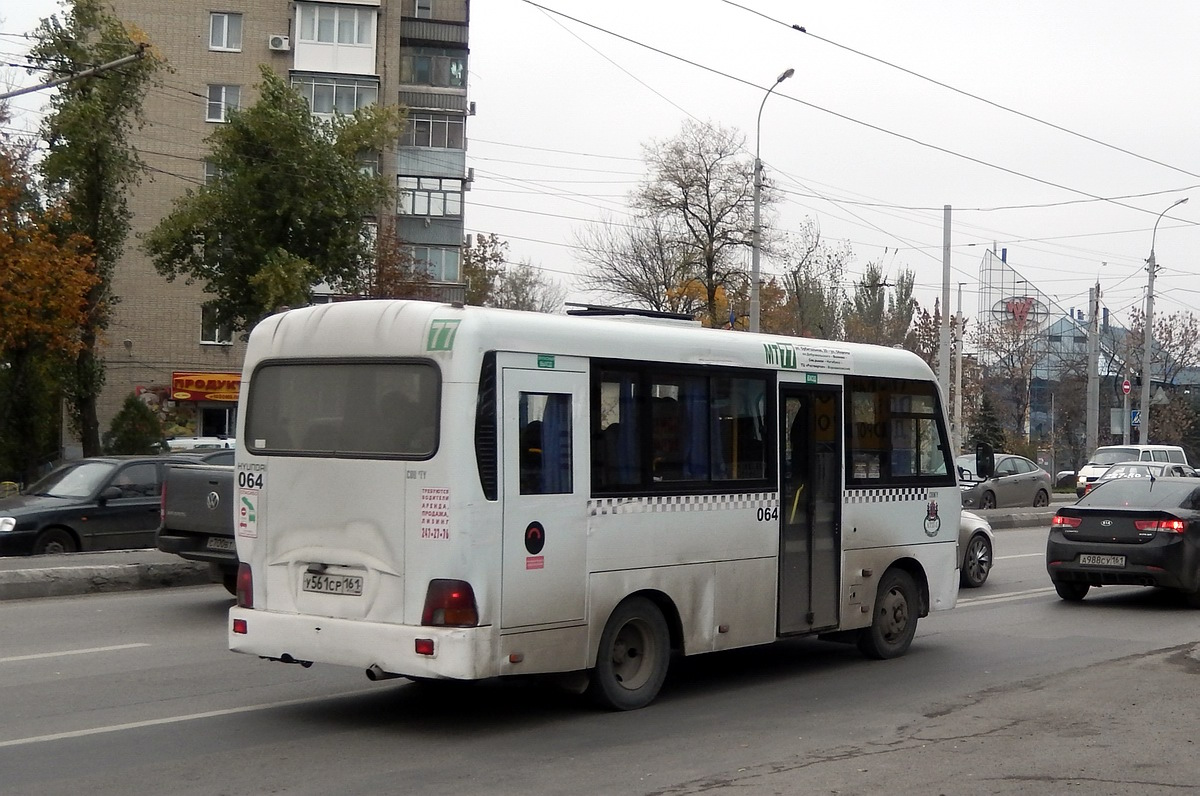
923 500 941 537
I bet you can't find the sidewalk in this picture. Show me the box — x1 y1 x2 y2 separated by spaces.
0 548 213 601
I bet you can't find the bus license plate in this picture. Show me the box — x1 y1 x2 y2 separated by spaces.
1079 554 1125 567
303 573 364 596
206 537 236 552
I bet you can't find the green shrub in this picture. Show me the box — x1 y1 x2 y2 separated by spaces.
103 394 165 454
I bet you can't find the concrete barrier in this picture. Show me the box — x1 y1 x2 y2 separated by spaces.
0 550 214 601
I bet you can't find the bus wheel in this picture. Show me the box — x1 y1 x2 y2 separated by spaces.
857 569 918 660
589 597 670 711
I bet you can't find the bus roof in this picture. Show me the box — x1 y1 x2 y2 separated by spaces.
245 300 936 384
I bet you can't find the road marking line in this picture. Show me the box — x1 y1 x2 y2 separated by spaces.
996 553 1044 560
0 643 150 664
958 587 1058 606
0 688 379 748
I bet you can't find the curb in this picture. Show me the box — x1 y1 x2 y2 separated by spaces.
0 561 212 601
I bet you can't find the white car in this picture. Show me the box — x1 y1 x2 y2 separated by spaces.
959 510 995 588
163 436 235 451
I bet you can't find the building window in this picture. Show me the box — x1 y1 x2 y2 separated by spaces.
401 48 466 88
201 303 233 345
203 160 223 184
398 176 463 217
209 12 243 51
415 0 433 19
292 75 379 118
401 112 465 149
298 4 374 45
411 245 460 282
206 85 240 122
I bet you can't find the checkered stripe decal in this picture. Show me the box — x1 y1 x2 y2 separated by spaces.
844 487 929 504
588 492 777 516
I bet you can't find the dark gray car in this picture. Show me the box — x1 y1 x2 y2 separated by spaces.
0 456 194 555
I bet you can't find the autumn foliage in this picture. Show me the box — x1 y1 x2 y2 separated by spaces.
0 141 96 359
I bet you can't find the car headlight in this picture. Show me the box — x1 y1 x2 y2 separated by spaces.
0 517 15 533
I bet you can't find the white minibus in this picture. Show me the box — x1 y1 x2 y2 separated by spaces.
229 300 960 709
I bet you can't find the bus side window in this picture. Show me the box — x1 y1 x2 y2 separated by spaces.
519 393 572 495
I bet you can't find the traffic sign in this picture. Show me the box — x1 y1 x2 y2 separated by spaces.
1122 379 1131 395
1131 409 1141 427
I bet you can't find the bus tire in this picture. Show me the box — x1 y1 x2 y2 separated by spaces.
588 596 670 711
857 568 918 660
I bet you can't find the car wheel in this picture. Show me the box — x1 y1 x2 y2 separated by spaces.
1053 580 1089 601
980 491 997 510
588 596 671 711
1033 489 1049 507
857 569 919 660
960 533 992 588
32 528 78 555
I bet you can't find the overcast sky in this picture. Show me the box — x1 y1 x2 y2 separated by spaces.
4 1 1199 326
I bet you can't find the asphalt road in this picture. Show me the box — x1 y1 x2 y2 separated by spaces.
2 522 1199 794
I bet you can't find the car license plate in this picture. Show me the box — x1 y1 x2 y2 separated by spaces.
1079 554 1125 567
206 537 236 552
302 572 364 596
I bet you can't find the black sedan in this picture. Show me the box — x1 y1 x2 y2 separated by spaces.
0 456 196 556
1046 477 1200 606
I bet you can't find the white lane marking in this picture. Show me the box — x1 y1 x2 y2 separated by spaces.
957 587 1058 606
996 553 1044 560
0 688 379 748
0 643 150 664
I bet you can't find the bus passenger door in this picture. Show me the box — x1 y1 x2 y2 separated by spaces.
778 386 841 635
500 366 589 629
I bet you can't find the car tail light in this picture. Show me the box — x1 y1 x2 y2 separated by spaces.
421 579 478 627
1134 518 1187 534
159 480 167 524
236 563 253 608
1052 514 1082 529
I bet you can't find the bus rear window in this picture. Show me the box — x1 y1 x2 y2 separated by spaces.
246 360 440 458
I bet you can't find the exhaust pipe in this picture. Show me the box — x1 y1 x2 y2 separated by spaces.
366 664 403 681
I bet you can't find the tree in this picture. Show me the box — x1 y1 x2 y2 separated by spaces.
490 261 566 314
461 232 508 307
30 0 164 455
1121 308 1200 444
632 120 770 327
363 216 432 300
145 67 403 331
843 262 916 346
973 316 1044 443
767 219 850 339
0 111 97 482
574 214 701 315
102 393 164 454
972 392 1007 453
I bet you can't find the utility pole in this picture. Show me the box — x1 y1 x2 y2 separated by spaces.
0 44 149 101
1141 198 1188 443
1085 283 1099 458
939 206 951 407
954 282 964 456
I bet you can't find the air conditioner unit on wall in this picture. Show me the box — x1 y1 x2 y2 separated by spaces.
268 34 291 52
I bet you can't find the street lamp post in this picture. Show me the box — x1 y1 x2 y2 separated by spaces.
1139 197 1188 443
750 67 794 333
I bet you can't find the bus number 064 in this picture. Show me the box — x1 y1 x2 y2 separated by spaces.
238 471 264 489
756 507 778 522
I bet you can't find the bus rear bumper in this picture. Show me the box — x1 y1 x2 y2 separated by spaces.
228 608 497 680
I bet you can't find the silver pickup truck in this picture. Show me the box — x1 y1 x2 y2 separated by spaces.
156 456 237 594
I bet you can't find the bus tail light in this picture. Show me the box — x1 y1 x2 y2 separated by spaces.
421 579 478 627
236 563 254 608
1052 514 1082 530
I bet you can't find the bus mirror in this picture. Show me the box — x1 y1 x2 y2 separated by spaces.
975 441 995 479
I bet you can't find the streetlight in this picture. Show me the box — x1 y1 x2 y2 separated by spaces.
1139 196 1188 443
750 67 794 333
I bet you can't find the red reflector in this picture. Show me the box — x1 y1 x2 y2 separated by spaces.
1134 519 1158 531
1052 514 1082 529
232 618 248 634
421 579 478 627
415 638 435 656
236 563 253 609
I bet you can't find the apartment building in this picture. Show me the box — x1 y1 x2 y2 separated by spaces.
81 0 470 453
